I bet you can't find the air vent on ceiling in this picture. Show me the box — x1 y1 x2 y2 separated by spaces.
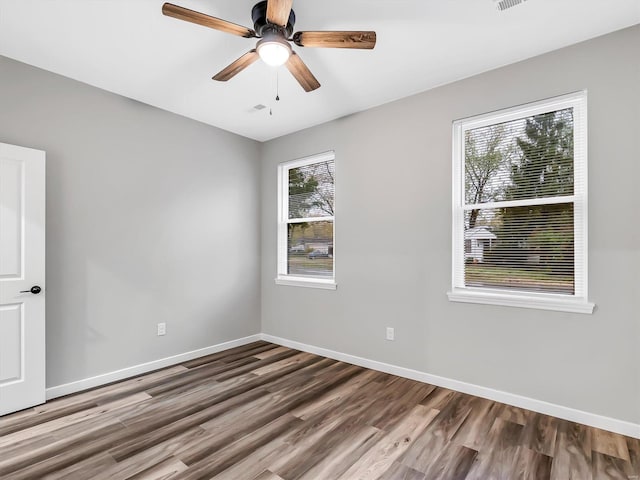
494 0 528 11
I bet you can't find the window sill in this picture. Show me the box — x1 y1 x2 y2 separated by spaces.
447 288 595 314
275 276 337 290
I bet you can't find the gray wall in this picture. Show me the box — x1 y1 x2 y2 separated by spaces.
0 56 261 387
1 25 637 425
261 26 640 424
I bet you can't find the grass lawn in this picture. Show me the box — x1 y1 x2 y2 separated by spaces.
288 255 333 277
465 264 574 293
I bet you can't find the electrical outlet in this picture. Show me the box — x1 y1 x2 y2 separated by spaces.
157 323 166 336
386 327 395 341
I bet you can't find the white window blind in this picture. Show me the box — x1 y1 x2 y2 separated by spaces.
276 152 336 289
449 92 594 313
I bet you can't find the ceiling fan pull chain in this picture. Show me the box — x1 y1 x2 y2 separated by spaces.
276 70 280 101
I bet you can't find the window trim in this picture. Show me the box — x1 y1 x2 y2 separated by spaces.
448 91 594 314
275 151 336 290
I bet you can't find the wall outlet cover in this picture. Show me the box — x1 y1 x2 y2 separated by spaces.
386 327 395 341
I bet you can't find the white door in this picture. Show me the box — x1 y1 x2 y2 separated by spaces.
0 142 45 416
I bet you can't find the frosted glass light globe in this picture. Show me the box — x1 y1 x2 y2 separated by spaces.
257 37 291 66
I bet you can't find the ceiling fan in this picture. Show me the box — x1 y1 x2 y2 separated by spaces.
162 0 377 92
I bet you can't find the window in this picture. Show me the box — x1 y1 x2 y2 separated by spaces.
276 151 336 289
448 92 594 313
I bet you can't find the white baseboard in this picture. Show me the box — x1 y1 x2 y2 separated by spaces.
45 334 262 400
44 331 639 439
260 333 640 439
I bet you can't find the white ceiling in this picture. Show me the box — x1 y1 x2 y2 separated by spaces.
1 0 639 141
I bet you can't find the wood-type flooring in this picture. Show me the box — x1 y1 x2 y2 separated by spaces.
0 341 638 479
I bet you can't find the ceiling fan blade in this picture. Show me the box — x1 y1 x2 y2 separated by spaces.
293 31 377 49
266 0 293 28
162 3 256 38
285 52 320 92
212 50 260 82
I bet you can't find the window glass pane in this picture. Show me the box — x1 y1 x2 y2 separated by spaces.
288 160 335 219
465 108 574 205
464 203 574 294
287 221 333 278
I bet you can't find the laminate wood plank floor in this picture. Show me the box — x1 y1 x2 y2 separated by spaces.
0 341 638 480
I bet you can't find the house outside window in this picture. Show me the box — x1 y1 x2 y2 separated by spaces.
276 151 336 289
448 92 594 313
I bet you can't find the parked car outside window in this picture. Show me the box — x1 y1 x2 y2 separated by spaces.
308 250 330 259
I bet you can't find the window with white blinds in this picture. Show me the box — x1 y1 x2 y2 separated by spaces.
448 92 594 313
276 151 336 289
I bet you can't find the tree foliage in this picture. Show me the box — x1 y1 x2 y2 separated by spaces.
287 161 334 240
505 109 574 201
465 125 508 228
288 167 317 238
313 161 334 216
489 110 575 275
288 168 319 219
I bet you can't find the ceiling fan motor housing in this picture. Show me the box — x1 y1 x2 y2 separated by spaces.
251 0 296 37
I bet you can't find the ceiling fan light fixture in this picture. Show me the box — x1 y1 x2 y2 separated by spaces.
256 35 291 66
